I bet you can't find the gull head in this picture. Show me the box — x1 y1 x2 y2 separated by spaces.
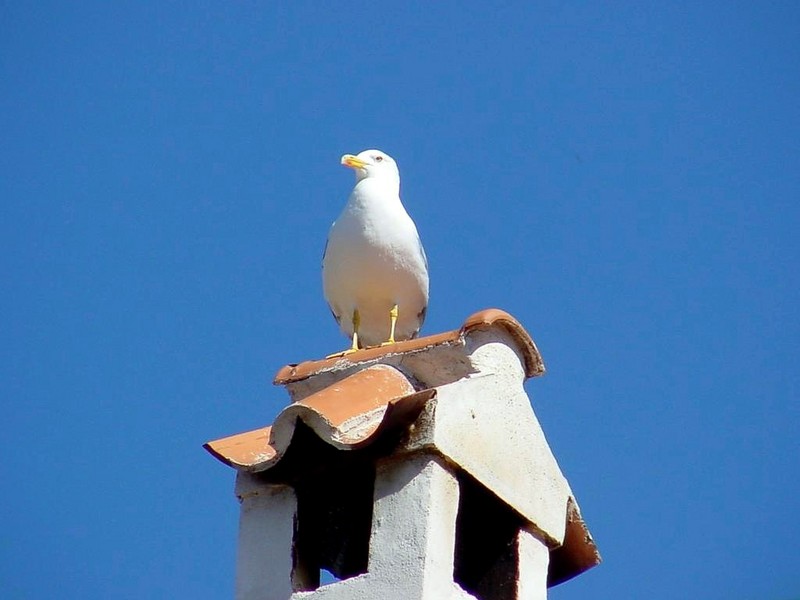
341 149 400 185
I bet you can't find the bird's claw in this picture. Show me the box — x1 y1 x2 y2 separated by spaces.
325 348 359 359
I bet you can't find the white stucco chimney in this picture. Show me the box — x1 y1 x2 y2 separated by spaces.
205 309 600 600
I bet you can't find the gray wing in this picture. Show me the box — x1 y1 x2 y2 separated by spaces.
413 305 428 337
321 235 343 326
415 231 429 336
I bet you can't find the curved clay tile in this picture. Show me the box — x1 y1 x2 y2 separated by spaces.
204 364 433 472
274 308 544 386
548 498 602 586
460 308 545 378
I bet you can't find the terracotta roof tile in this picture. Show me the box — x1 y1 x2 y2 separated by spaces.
203 425 276 470
204 364 432 472
274 308 545 386
548 498 602 586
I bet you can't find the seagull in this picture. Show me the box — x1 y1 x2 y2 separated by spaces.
322 149 429 352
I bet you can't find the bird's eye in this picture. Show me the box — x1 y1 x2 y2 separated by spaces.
375 155 384 162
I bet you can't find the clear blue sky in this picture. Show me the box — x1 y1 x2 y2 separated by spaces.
2 3 798 599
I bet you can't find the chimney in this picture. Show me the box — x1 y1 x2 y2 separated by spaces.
205 309 600 600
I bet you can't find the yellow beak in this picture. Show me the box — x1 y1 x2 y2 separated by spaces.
341 154 368 169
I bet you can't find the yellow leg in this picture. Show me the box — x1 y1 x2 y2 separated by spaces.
350 309 361 351
381 304 399 346
326 309 361 358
